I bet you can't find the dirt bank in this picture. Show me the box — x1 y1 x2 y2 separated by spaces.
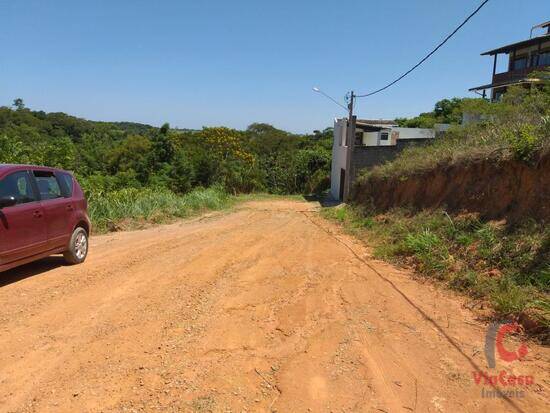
0 200 548 412
354 152 550 221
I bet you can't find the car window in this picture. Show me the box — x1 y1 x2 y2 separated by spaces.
0 171 37 204
33 172 62 200
57 172 74 198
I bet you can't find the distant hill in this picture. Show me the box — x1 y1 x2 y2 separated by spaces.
97 121 157 135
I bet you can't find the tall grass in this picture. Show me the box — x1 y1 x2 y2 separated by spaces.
88 186 231 233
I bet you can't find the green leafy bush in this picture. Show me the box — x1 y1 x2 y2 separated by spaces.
503 124 543 161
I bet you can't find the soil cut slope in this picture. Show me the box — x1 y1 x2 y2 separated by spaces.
354 153 550 221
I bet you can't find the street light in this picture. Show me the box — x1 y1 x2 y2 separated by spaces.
312 87 348 111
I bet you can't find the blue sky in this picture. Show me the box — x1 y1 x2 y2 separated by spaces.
1 0 548 133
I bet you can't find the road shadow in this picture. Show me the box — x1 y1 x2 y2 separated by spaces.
0 256 67 288
303 194 342 208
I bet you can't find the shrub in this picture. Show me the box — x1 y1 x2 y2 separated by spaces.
503 123 543 161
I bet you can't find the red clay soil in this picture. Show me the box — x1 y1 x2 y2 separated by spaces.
1 200 548 412
353 152 550 221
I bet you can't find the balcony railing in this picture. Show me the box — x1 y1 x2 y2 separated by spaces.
493 65 549 84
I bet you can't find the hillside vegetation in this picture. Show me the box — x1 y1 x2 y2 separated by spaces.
360 83 549 181
329 81 550 336
0 102 331 230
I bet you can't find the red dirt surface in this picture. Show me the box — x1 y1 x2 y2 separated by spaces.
0 200 548 412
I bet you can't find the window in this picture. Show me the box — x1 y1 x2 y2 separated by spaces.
0 171 36 205
57 172 74 198
380 132 389 141
512 57 528 70
33 171 62 200
538 51 550 67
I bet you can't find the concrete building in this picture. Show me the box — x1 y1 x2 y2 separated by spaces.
330 118 447 201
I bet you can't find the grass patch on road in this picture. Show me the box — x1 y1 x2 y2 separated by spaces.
322 205 550 335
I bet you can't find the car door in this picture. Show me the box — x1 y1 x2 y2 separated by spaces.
33 170 74 249
0 170 48 265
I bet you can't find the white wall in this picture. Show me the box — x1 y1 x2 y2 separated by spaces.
392 127 435 140
330 118 348 200
358 127 433 146
362 132 379 146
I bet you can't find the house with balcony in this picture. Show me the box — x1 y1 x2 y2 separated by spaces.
470 21 550 100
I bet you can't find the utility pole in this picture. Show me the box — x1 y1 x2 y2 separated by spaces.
343 91 356 202
347 91 355 121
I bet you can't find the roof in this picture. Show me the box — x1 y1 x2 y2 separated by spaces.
481 33 550 56
356 119 397 126
355 120 397 133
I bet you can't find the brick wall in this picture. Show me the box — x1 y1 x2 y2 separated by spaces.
351 138 432 180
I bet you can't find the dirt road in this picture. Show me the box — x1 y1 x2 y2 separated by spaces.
0 200 548 412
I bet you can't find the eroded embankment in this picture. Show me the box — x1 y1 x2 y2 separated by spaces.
353 152 550 222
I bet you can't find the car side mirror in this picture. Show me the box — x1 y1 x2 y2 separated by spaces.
0 196 17 209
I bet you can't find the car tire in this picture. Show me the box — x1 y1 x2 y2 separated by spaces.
63 227 89 265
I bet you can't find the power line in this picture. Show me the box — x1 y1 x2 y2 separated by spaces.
356 0 490 98
312 87 349 111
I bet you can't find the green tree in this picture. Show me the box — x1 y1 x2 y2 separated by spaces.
169 149 195 194
160 122 170 135
12 98 25 111
434 98 463 123
43 136 77 169
0 103 337 196
108 135 152 184
150 124 175 166
0 135 26 163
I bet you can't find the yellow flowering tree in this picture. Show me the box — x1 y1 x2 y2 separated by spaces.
199 127 261 193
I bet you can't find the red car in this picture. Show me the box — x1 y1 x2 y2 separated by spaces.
0 164 91 272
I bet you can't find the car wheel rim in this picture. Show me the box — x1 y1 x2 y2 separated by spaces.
75 233 87 260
